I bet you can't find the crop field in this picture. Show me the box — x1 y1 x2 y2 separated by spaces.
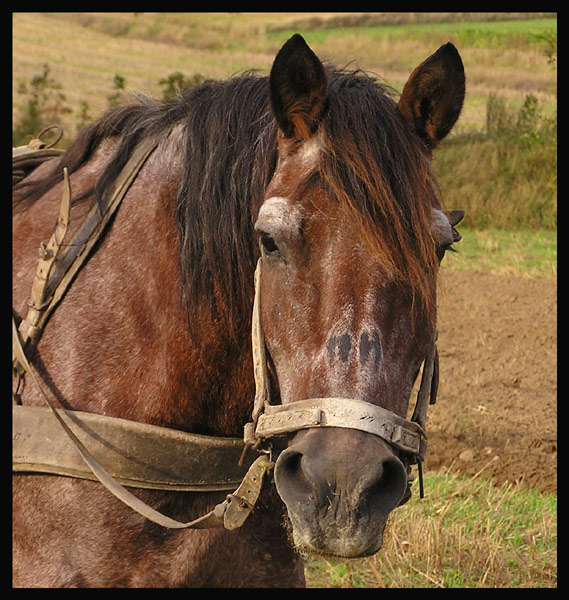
13 12 556 588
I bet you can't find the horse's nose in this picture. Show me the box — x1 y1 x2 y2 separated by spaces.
274 427 408 523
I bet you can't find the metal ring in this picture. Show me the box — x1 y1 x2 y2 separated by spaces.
37 125 64 149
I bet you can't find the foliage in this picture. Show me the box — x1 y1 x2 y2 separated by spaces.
436 94 556 231
532 28 557 66
107 73 126 108
76 100 93 134
158 71 204 101
13 63 70 147
14 67 208 143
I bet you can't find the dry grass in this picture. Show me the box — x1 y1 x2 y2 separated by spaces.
434 127 556 230
13 12 556 136
12 13 276 132
305 468 557 587
12 13 556 228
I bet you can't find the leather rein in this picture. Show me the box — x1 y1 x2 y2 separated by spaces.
12 133 438 531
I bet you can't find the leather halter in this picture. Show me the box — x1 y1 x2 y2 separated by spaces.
12 134 438 531
244 258 439 499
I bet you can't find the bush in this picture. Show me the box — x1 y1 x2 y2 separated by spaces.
13 64 71 147
159 71 204 101
436 94 556 230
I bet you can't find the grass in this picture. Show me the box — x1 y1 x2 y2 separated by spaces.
13 13 557 131
268 17 557 49
305 469 557 587
435 127 557 231
442 228 556 278
13 12 556 233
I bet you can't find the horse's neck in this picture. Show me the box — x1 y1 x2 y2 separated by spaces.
13 145 253 438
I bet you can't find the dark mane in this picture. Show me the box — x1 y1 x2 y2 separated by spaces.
173 76 277 333
14 67 440 332
14 75 278 338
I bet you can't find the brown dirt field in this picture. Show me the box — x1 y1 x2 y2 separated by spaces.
424 270 557 494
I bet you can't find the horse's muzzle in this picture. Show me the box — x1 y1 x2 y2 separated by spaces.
274 427 408 558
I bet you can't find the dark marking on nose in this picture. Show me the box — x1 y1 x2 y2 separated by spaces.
327 333 352 364
359 331 381 367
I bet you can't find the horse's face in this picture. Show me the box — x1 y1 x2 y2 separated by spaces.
256 35 465 557
256 146 429 558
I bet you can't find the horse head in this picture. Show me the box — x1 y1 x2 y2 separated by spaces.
254 35 465 558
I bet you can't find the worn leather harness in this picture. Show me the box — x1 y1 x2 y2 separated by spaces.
12 132 438 531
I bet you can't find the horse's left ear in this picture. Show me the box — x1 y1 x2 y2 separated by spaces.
270 34 328 140
398 42 465 152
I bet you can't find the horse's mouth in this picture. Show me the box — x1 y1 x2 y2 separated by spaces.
285 514 387 559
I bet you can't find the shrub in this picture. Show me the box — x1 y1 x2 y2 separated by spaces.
13 64 70 146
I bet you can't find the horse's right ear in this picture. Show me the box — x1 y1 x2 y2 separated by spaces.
270 34 328 140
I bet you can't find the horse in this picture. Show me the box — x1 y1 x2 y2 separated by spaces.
12 34 465 587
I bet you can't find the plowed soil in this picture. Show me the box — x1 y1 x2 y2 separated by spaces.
425 270 557 494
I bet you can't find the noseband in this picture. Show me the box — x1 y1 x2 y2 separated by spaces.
244 259 439 499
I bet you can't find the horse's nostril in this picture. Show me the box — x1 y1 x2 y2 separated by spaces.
280 448 302 476
275 448 313 499
275 433 408 517
360 455 408 514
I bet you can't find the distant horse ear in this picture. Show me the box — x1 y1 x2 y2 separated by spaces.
445 209 465 242
444 209 465 227
398 42 465 152
270 34 328 140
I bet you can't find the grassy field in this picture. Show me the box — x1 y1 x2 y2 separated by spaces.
13 13 557 588
13 12 557 134
443 228 556 278
13 12 556 231
305 470 557 588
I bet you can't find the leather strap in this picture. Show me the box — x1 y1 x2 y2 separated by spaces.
254 397 427 457
16 134 162 367
222 454 274 530
13 129 65 186
17 167 71 354
410 335 438 432
13 315 270 530
13 405 254 492
251 261 270 422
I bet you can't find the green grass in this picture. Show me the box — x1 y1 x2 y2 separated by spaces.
268 17 557 49
305 470 557 587
435 129 557 231
443 228 556 277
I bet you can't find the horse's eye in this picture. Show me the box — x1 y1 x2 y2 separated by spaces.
260 233 280 256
